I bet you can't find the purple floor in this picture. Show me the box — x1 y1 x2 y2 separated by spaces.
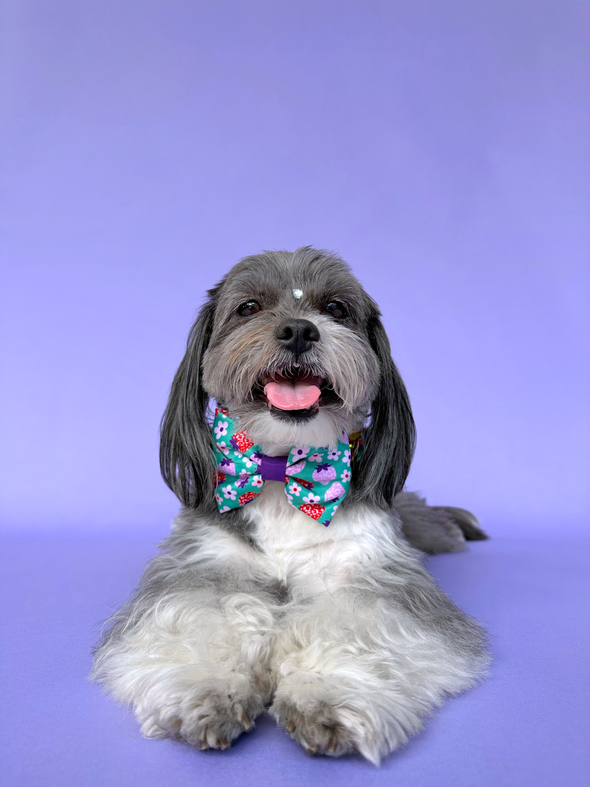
1 530 588 787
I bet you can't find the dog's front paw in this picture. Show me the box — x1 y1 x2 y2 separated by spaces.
271 674 393 764
138 674 263 750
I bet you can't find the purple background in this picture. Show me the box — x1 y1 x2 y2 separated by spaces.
1 1 589 785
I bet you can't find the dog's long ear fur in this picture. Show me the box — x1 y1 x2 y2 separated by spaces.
159 286 220 509
354 312 416 509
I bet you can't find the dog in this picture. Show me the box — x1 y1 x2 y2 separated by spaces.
92 247 489 764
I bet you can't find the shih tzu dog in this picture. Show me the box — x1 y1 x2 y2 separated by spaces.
92 247 489 764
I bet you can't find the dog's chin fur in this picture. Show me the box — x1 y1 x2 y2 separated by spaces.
92 247 489 763
227 404 363 455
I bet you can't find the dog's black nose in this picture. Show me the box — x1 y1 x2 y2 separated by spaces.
276 319 320 355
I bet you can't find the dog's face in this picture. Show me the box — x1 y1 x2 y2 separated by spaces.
200 250 381 448
160 247 415 511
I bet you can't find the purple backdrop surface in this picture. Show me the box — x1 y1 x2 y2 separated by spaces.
1 3 590 786
1 0 588 535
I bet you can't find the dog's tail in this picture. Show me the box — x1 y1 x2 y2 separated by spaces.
394 491 488 555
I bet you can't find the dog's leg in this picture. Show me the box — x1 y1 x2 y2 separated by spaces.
92 579 276 749
270 561 488 763
394 491 488 554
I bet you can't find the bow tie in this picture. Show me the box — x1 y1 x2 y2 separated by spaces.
212 408 358 526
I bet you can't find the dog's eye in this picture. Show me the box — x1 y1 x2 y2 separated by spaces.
237 300 261 317
324 300 348 319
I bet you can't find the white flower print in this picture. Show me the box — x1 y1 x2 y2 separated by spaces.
308 452 324 462
251 476 264 488
288 482 302 497
242 456 255 469
216 441 230 456
222 484 237 500
291 445 310 460
327 449 341 461
302 492 321 504
286 493 294 504
215 493 222 504
342 448 351 466
214 421 229 440
340 469 351 483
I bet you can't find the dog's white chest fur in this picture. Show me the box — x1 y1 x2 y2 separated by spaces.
242 482 397 595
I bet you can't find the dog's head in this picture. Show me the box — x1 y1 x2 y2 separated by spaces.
160 247 415 511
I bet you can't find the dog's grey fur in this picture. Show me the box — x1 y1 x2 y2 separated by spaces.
92 247 489 763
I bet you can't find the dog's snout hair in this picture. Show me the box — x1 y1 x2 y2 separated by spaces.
275 317 320 355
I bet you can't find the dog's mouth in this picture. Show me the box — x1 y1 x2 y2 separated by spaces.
253 368 340 421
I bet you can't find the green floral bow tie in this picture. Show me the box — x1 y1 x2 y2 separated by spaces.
212 408 357 526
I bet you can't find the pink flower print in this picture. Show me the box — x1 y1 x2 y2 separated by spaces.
290 445 310 461
312 463 337 485
308 452 324 462
216 441 230 455
327 449 341 461
340 469 351 483
302 492 321 504
215 493 223 504
251 476 264 489
214 421 229 440
222 484 237 500
342 448 351 467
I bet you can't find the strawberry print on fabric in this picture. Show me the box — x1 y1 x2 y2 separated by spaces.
231 431 255 452
211 407 353 526
299 503 325 520
239 491 260 505
324 481 345 502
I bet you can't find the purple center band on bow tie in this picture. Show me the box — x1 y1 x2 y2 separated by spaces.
259 454 288 483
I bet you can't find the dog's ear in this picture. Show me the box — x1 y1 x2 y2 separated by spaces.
355 312 416 508
159 285 220 508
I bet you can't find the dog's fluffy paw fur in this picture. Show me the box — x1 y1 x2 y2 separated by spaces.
139 675 261 750
271 673 403 764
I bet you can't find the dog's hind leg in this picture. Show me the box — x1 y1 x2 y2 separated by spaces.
394 491 488 554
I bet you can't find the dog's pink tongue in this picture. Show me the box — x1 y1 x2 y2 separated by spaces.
264 380 321 410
